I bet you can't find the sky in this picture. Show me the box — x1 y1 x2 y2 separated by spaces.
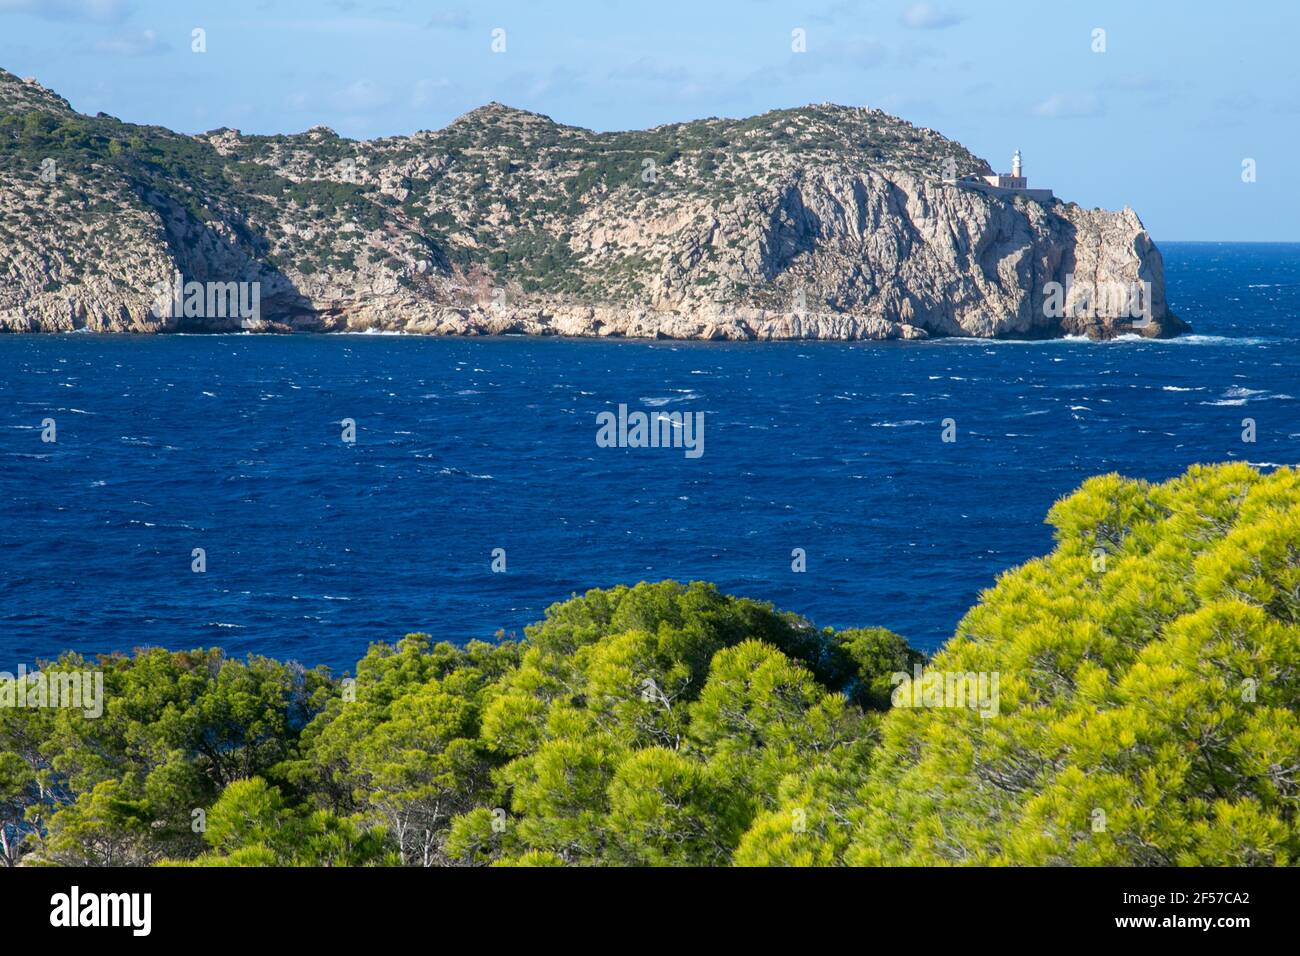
1 0 1296 241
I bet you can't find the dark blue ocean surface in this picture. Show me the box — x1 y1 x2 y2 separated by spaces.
2 242 1297 671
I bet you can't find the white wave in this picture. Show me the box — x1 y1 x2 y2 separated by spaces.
1138 334 1277 346
641 392 700 406
933 335 1090 346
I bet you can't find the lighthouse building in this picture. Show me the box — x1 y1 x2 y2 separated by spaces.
982 150 1027 189
948 150 1053 202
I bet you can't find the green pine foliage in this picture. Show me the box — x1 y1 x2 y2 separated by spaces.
3 463 1297 866
844 462 1300 866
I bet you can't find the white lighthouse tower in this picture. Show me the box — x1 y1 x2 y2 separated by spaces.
982 150 1027 190
958 148 1053 201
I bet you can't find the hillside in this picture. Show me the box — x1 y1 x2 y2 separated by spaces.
0 68 1185 339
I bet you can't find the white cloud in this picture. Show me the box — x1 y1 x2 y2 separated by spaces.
94 28 170 56
525 66 582 100
609 58 691 85
411 78 451 109
1032 92 1102 118
900 2 963 29
1099 73 1162 92
333 79 391 112
0 0 132 21
426 10 469 30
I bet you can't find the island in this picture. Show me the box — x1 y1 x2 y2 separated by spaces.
0 68 1185 340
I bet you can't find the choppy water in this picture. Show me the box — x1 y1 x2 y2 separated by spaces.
1 242 1297 670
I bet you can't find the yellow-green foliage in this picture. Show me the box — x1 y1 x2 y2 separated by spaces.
7 464 1296 867
446 583 902 866
842 463 1300 865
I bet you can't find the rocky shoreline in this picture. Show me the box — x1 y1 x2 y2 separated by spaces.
8 301 1187 342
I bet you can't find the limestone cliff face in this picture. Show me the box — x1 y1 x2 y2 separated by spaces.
0 70 1184 339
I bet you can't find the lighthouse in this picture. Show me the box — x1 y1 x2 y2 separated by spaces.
953 148 1053 202
980 150 1028 190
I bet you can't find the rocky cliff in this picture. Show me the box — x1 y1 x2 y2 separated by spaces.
0 69 1184 340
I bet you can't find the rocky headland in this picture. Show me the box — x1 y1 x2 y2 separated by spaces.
0 69 1184 340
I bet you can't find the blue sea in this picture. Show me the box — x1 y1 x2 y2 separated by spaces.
2 242 1297 671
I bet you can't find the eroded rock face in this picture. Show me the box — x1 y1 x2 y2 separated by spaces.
0 70 1184 340
634 167 1182 340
